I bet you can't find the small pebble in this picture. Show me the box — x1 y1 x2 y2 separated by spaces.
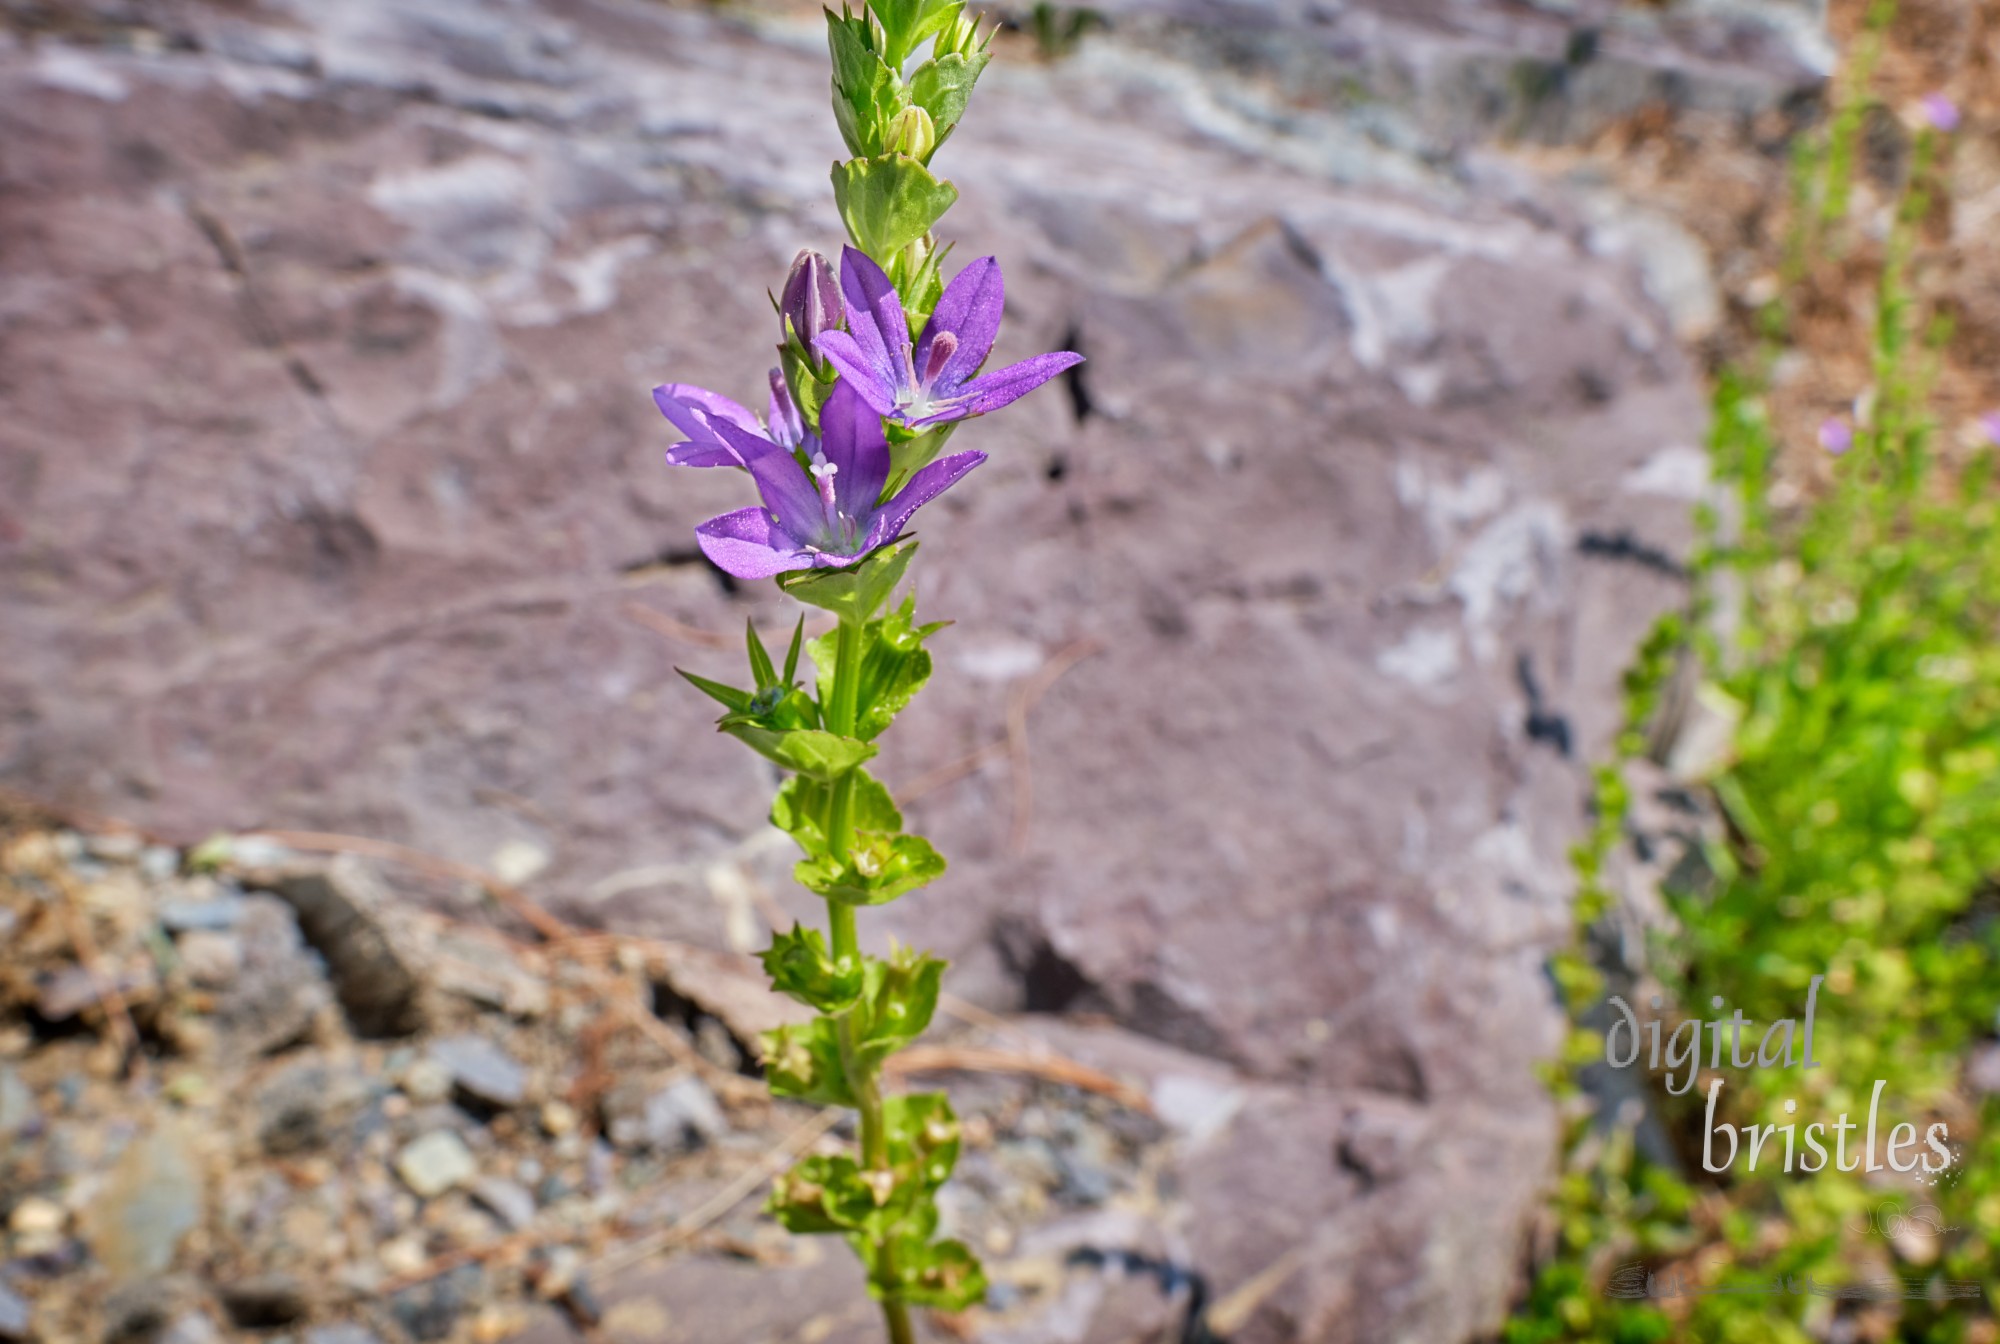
426 1036 529 1109
0 1280 31 1341
468 1177 536 1232
539 1100 576 1136
398 1060 453 1106
395 1131 477 1199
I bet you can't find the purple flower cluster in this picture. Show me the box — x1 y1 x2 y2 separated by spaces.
655 247 1081 578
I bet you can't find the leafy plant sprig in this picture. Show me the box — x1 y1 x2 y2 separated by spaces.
651 8 1081 1340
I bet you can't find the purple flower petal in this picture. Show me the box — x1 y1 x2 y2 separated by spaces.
818 380 890 517
654 384 763 466
814 330 900 417
838 247 913 401
917 256 1004 392
912 351 1083 427
1818 416 1853 457
696 507 817 580
1921 93 1960 133
1980 411 2000 447
864 450 986 550
706 417 792 469
746 445 828 542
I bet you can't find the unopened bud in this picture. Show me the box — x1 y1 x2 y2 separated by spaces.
780 249 842 350
883 106 937 162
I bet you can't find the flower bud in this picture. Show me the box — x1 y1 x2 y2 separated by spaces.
883 106 937 163
779 249 842 351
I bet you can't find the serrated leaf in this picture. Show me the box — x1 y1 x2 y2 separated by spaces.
832 156 959 264
772 769 903 858
760 1018 855 1106
722 722 876 780
796 831 945 906
908 51 989 147
761 922 865 1013
780 540 918 623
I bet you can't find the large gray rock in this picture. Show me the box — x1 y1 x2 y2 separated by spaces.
0 1 1733 1339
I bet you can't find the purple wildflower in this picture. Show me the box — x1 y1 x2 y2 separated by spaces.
1981 411 2000 447
655 370 813 468
1920 93 1960 134
694 380 985 580
813 247 1082 430
1818 416 1853 456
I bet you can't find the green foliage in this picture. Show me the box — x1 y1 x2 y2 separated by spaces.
1512 21 2000 1340
851 945 946 1068
832 156 961 265
809 595 948 741
773 767 904 856
762 1017 857 1107
762 922 866 1014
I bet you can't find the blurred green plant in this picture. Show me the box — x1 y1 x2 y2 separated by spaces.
1511 22 2000 1344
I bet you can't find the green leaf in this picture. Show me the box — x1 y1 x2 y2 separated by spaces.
767 1154 895 1234
761 922 865 1013
771 769 903 858
871 0 963 69
745 619 779 691
782 616 807 685
827 10 906 158
760 1018 855 1106
831 156 959 263
721 721 876 780
796 831 945 906
676 667 753 714
873 1235 988 1311
883 1091 961 1192
908 51 989 147
780 540 918 623
853 945 946 1066
808 595 946 742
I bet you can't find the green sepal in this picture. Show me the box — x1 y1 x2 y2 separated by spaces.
809 595 948 742
796 831 945 906
745 618 780 690
869 1234 988 1311
781 616 807 686
883 1091 961 1193
853 944 946 1066
760 1017 855 1106
720 721 876 780
779 540 918 624
832 156 959 264
771 768 904 858
676 667 754 714
760 922 865 1014
908 50 989 149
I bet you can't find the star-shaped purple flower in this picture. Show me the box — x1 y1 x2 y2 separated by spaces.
814 247 1082 430
654 369 812 468
694 380 985 580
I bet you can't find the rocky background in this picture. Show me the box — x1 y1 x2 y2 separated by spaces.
0 0 1836 1341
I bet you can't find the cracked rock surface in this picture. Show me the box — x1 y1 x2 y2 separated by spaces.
0 0 1824 1339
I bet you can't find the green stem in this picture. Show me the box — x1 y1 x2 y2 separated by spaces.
821 611 911 1342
